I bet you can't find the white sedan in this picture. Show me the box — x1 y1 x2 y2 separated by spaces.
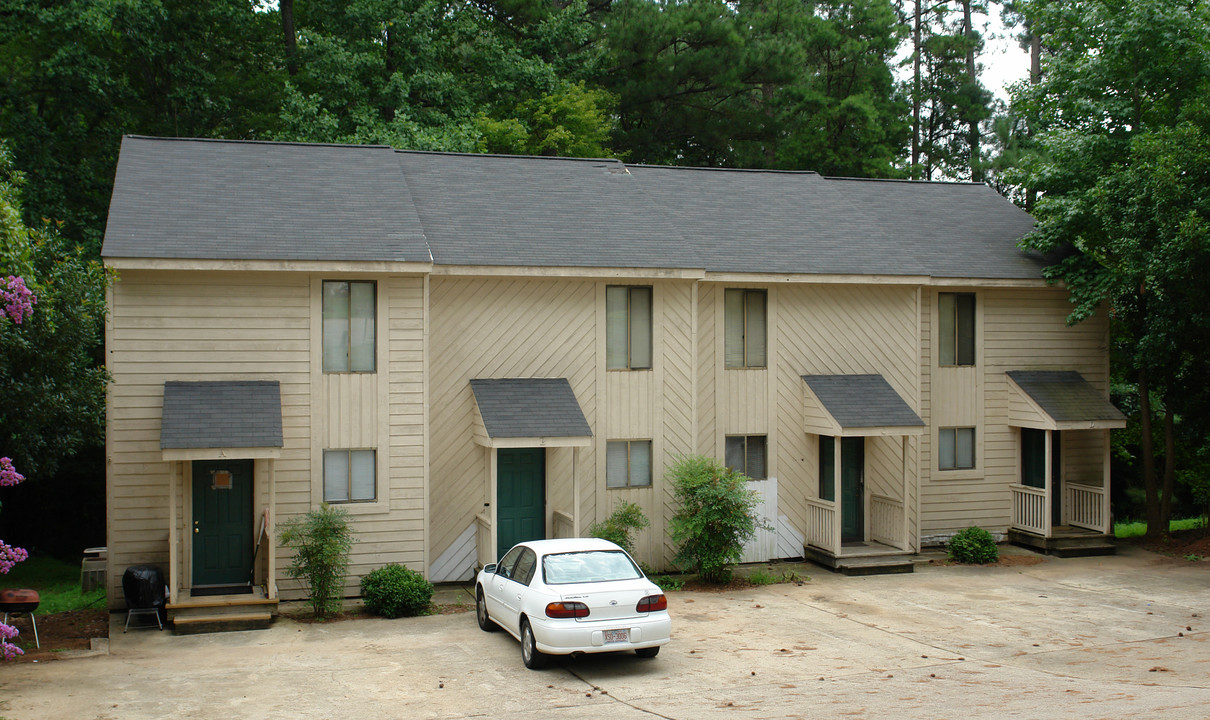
475 537 672 669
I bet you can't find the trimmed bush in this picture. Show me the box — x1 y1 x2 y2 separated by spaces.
360 564 434 618
588 501 650 555
947 526 999 564
279 503 354 618
668 455 767 584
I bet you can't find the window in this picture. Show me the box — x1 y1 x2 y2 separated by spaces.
543 550 642 584
511 548 538 586
725 289 767 368
606 286 652 370
323 280 376 372
606 440 652 488
725 435 767 479
323 449 376 502
939 428 975 470
939 292 975 366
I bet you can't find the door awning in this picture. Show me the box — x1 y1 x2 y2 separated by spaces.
802 374 925 437
470 378 592 448
160 381 283 460
1006 371 1126 430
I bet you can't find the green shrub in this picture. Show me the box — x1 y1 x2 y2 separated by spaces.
588 501 650 555
667 455 767 584
279 504 354 618
360 564 434 618
947 526 999 564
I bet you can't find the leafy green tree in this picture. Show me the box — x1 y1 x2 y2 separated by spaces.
279 503 355 618
587 500 650 555
668 455 766 584
476 81 615 157
1007 0 1210 538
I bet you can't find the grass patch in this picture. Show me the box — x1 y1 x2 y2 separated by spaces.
1114 517 1206 539
2 555 106 614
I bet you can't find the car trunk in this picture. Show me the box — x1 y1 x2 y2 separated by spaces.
556 582 656 623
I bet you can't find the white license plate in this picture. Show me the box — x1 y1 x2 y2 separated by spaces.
603 629 629 644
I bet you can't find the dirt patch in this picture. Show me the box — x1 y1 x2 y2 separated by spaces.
1130 527 1210 560
6 609 108 662
928 553 1045 568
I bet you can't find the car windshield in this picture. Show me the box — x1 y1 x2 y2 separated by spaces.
542 550 643 585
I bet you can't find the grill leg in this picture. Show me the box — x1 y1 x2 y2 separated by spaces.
3 612 40 649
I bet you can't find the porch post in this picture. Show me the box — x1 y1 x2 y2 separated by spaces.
901 436 910 552
832 436 842 556
267 458 277 599
1102 429 1112 534
488 446 498 560
168 461 179 602
1044 430 1053 537
572 446 581 537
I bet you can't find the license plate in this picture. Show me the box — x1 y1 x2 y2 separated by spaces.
603 628 629 644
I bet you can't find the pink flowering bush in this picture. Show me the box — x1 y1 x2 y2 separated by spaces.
0 623 22 659
0 456 23 486
1 276 35 324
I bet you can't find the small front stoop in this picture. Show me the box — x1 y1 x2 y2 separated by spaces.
1009 528 1116 558
167 592 277 635
803 545 915 576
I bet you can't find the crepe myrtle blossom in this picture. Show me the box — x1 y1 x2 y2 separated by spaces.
0 623 22 659
0 456 23 487
1 276 35 324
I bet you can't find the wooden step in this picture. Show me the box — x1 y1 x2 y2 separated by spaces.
803 545 916 576
1009 529 1116 557
172 610 273 635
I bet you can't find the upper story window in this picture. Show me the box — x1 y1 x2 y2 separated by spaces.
606 286 652 370
939 292 975 366
725 435 767 479
323 280 376 373
725 289 767 368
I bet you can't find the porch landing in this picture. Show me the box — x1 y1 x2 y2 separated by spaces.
1009 526 1116 558
803 541 915 576
167 587 277 634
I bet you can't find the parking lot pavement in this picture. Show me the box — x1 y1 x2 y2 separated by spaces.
1 544 1207 719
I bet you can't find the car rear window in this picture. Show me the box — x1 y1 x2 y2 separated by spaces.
542 550 643 585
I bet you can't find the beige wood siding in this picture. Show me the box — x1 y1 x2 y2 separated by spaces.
920 287 1111 539
428 277 598 569
775 284 919 545
105 270 312 607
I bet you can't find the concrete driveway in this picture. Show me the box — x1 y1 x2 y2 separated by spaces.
2 545 1207 719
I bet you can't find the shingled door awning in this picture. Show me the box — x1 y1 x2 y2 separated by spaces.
160 380 284 460
469 378 592 448
1006 371 1127 430
801 374 925 437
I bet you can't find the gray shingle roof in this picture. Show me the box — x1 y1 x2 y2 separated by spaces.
1006 371 1126 424
160 381 283 449
103 136 1045 279
469 378 592 439
802 374 925 429
103 136 430 262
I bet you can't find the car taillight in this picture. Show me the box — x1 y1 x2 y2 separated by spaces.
545 601 590 619
636 594 667 613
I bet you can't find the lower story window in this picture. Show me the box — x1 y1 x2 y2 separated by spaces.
939 428 975 470
725 435 767 479
607 440 652 488
324 449 376 502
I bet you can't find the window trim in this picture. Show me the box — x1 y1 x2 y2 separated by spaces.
938 292 975 367
322 279 377 374
725 434 767 480
606 439 653 488
938 427 976 471
725 288 767 369
322 448 378 503
606 285 653 371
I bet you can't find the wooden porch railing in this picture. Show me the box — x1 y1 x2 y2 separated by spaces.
1010 484 1048 535
806 497 837 555
475 512 493 568
552 510 575 539
870 494 906 550
1066 482 1107 533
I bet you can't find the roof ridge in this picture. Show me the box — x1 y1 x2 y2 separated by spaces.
626 163 821 176
395 148 625 165
823 175 985 187
124 135 393 150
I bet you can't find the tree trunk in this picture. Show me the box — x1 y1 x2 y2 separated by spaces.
963 0 980 182
1025 33 1039 210
1160 405 1176 530
911 0 922 180
281 0 297 76
1139 371 1163 539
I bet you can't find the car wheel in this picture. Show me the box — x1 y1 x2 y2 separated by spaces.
520 619 548 669
476 588 497 632
635 646 660 659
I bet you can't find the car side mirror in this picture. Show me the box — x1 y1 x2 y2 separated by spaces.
483 563 497 574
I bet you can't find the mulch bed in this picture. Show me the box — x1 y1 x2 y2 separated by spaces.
6 608 108 663
1130 527 1210 559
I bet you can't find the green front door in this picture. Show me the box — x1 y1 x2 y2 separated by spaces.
192 459 254 587
497 448 545 561
841 437 865 542
1021 428 1062 526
